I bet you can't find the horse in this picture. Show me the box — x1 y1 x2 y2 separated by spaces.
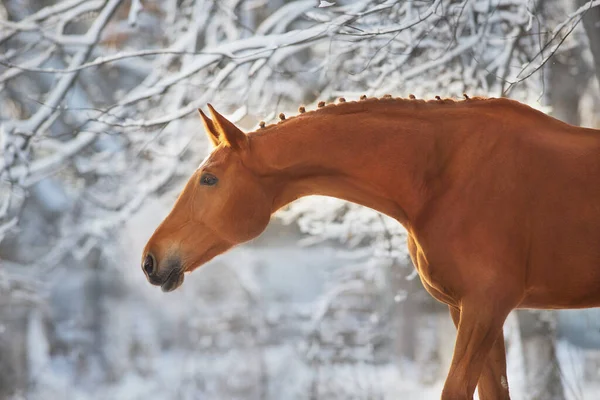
141 95 600 400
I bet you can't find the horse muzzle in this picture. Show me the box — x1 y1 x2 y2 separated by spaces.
142 253 185 292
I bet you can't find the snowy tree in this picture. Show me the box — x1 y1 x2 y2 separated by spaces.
1 0 597 265
2 0 600 398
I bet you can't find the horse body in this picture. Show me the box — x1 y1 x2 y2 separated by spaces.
142 97 600 399
516 126 600 309
408 105 600 310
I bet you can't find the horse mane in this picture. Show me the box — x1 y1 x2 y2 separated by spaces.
251 94 517 134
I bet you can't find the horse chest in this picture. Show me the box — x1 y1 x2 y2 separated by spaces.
407 234 458 305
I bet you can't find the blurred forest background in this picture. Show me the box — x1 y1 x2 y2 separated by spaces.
2 0 600 399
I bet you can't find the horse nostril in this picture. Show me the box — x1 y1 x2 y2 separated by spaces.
143 254 155 275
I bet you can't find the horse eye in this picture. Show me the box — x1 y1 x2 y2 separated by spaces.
200 173 218 186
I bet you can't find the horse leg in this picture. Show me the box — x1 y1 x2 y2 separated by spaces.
441 299 511 400
448 306 511 400
478 331 510 400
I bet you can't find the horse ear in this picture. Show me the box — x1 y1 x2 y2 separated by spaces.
198 109 220 148
206 104 248 150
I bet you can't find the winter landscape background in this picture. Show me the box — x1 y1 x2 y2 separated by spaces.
2 0 600 399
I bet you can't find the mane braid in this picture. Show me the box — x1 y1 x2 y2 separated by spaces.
250 95 491 133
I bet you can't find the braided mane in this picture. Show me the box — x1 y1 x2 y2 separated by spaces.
253 94 493 132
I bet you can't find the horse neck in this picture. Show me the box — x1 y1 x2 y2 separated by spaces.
248 105 456 229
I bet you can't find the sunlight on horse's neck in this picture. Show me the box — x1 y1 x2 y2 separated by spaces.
249 107 447 229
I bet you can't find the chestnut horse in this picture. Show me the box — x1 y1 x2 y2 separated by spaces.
142 96 600 400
